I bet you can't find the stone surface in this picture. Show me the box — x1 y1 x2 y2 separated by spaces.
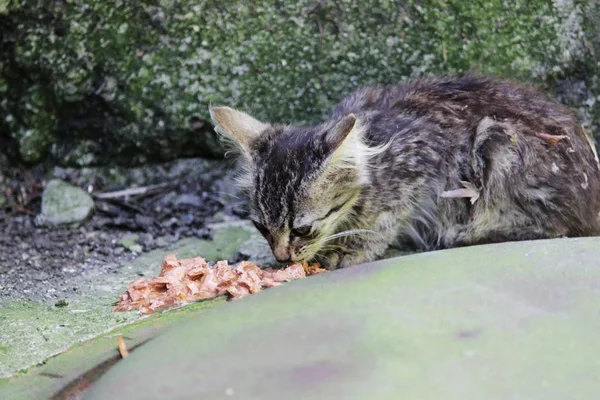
118 233 140 250
1 1 599 166
0 223 255 379
84 237 600 400
38 179 94 225
0 299 223 400
211 219 279 266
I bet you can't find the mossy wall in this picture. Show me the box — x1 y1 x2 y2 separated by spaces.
0 0 598 166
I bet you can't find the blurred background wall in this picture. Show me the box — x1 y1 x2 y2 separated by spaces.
1 0 599 167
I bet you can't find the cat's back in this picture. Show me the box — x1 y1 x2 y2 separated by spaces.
332 75 597 167
332 75 600 237
333 75 574 129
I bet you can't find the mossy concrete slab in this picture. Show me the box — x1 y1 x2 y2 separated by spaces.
0 223 255 380
0 299 224 400
86 237 600 400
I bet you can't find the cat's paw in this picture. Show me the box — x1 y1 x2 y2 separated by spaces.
318 252 368 270
336 253 369 269
320 252 340 270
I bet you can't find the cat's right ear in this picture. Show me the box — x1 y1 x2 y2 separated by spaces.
209 106 269 155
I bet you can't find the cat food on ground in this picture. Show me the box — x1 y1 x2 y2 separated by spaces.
114 254 326 314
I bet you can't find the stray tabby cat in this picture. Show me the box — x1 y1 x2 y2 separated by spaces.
210 75 600 269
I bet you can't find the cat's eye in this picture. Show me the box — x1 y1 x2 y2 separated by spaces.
291 225 312 237
325 203 344 218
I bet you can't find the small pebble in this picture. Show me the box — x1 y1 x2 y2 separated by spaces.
55 299 69 307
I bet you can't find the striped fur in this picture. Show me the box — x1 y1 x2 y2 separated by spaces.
211 75 600 269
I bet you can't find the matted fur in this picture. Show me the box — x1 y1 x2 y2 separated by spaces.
210 75 600 269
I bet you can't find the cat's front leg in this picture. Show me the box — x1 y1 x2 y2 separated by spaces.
320 212 402 269
323 237 387 269
336 251 371 269
316 249 368 270
318 251 341 270
317 250 367 270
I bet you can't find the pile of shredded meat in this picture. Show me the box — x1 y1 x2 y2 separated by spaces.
114 254 327 314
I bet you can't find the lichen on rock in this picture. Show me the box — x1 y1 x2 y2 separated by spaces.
38 179 95 225
1 0 599 166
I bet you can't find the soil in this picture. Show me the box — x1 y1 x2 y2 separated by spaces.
0 158 249 301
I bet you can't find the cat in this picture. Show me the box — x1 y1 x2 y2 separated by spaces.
210 75 600 269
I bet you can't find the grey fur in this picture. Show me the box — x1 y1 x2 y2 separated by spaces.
211 75 600 269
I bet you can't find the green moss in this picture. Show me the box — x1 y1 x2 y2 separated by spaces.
1 0 598 166
17 129 53 163
5 85 56 163
0 0 9 15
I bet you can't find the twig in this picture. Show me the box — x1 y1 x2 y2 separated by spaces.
117 335 129 358
534 132 570 146
440 181 480 204
93 182 176 200
14 205 37 215
98 197 147 215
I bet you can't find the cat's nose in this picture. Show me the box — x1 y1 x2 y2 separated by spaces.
273 246 291 263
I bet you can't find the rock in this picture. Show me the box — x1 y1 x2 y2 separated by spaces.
0 174 6 208
1 1 599 166
54 299 68 308
119 233 144 253
38 180 94 226
118 233 140 250
174 194 203 208
238 234 277 267
129 244 143 254
133 214 154 228
138 233 155 250
33 271 49 281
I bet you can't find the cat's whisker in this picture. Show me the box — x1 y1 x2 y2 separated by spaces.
319 229 380 244
318 245 347 253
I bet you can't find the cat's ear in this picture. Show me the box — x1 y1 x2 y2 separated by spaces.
324 114 368 170
209 106 270 154
325 114 359 150
321 114 384 184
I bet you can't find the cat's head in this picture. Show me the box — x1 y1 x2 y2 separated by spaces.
210 106 381 264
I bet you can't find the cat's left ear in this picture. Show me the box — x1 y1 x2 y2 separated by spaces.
323 114 370 168
320 114 381 185
324 114 359 151
209 106 270 154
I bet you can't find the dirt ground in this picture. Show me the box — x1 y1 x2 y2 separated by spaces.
0 158 249 301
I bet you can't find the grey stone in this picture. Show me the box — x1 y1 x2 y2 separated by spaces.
238 234 278 267
174 194 203 208
154 237 169 248
129 244 143 254
54 299 68 308
38 180 94 225
118 233 139 250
